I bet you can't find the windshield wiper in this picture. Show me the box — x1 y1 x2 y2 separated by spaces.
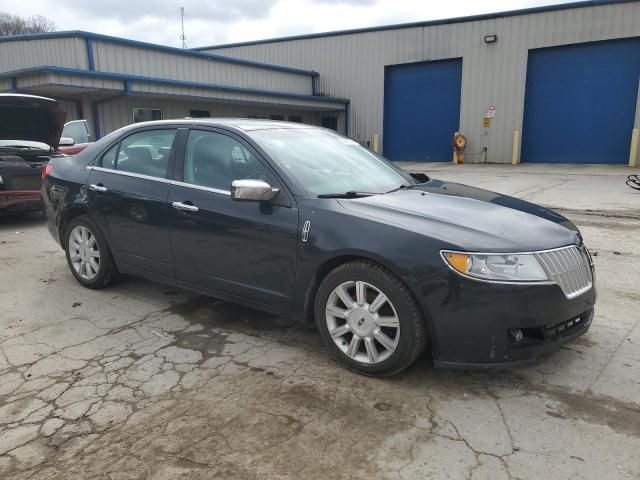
317 191 379 199
384 182 429 195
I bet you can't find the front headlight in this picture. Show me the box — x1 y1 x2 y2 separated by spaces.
441 250 549 282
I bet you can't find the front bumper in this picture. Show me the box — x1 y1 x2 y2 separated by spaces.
0 190 42 212
421 270 596 368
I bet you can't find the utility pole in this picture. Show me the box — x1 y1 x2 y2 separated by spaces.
180 7 187 49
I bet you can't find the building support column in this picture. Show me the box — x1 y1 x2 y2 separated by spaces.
80 96 96 141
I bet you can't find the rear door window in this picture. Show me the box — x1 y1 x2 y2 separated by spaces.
100 129 177 178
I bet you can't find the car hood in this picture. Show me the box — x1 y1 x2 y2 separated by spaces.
339 179 580 252
0 94 66 150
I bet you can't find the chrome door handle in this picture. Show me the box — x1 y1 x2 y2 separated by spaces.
172 201 199 212
89 184 107 192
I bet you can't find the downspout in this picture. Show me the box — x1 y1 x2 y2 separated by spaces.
85 37 96 71
344 100 351 137
10 77 17 93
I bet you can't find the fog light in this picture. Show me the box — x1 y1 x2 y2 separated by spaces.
509 329 524 343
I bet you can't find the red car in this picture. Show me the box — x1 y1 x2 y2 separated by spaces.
0 94 67 213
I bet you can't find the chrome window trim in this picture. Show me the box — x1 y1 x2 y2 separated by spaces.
86 166 233 196
439 245 594 298
170 180 231 196
86 166 171 183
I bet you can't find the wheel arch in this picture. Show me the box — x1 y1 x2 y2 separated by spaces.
302 252 434 352
59 207 115 265
59 206 92 248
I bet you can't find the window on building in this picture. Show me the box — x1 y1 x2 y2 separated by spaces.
100 129 177 178
270 114 285 121
321 116 338 131
132 108 163 123
189 109 210 118
183 130 270 192
247 115 268 120
288 116 303 123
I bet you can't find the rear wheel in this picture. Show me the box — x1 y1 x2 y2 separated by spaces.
315 260 426 376
65 215 117 288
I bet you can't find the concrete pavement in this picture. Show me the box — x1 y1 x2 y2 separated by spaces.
0 164 639 479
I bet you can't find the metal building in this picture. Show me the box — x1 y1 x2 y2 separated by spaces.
0 31 348 140
197 0 640 165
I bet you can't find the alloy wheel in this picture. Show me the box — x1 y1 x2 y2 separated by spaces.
325 280 400 364
69 225 101 280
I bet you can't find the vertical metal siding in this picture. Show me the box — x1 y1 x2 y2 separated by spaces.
91 41 311 95
208 2 640 162
97 96 335 135
0 38 88 73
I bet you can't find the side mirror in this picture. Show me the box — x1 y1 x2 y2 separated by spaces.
231 179 279 202
59 137 75 146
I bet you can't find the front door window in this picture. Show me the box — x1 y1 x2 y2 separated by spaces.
183 130 269 192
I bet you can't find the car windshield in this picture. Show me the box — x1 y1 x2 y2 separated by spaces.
0 140 50 150
248 127 415 196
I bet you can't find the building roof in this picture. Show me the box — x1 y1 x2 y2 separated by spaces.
195 0 637 50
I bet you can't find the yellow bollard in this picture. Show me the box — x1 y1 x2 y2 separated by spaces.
512 130 521 165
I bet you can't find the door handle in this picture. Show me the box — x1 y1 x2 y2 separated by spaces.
89 184 107 192
172 201 199 212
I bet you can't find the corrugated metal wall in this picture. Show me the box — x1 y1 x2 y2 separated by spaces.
207 2 640 163
0 36 314 96
90 40 311 95
0 37 88 72
97 96 335 134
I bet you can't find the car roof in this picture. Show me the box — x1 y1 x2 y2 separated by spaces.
126 118 315 132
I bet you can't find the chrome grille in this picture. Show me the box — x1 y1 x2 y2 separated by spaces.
535 246 593 299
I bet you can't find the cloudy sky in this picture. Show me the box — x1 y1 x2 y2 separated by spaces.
3 0 586 48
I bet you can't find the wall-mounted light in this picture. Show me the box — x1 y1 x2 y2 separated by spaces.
484 34 498 44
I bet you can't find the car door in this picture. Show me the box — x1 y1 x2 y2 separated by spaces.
168 128 299 311
86 127 180 277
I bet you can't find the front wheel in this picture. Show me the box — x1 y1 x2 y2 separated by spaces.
315 260 427 376
65 215 118 289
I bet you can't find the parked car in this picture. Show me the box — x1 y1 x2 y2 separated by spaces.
58 119 92 155
0 94 67 213
41 119 596 375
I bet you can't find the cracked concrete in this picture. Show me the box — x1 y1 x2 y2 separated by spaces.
1 164 639 479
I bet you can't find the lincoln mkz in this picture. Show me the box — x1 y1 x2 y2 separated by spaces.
42 119 595 375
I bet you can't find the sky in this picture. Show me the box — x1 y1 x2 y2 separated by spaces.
1 0 587 48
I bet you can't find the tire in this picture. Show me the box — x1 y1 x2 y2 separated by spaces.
64 214 118 289
315 260 426 376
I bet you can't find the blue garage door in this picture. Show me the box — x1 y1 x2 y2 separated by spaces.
383 59 462 162
522 38 640 164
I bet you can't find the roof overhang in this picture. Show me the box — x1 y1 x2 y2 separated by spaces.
1 66 348 111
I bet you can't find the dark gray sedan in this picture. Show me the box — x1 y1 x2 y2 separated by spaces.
42 119 595 376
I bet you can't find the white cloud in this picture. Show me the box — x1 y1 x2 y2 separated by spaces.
2 0 586 48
